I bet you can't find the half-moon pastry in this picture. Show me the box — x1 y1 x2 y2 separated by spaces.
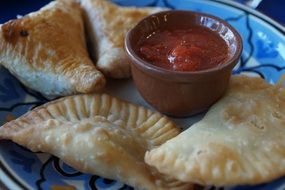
0 94 192 190
145 75 285 186
80 0 165 78
0 0 105 96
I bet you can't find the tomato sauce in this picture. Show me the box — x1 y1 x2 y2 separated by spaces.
138 26 229 72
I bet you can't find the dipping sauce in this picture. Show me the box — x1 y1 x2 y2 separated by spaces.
138 26 229 72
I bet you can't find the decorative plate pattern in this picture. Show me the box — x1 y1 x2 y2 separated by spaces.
0 0 285 190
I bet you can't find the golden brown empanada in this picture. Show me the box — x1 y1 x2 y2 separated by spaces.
80 0 166 78
145 75 285 186
0 0 105 96
0 94 193 190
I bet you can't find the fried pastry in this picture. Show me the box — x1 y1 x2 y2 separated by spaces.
0 94 193 190
0 0 105 96
80 0 165 78
145 75 285 186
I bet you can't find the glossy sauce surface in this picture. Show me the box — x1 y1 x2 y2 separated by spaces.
138 26 229 72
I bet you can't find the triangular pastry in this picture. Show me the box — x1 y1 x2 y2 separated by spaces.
0 94 193 190
0 0 105 96
145 75 285 186
80 0 165 78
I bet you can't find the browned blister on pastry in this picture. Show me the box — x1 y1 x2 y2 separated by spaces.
0 94 193 190
80 0 166 78
0 0 105 96
145 75 285 186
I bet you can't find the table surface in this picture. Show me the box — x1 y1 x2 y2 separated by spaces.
237 0 284 25
0 0 283 190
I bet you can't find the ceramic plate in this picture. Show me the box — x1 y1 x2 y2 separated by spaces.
0 0 285 190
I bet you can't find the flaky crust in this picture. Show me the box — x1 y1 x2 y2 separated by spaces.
0 0 105 96
0 93 192 190
80 0 166 78
145 75 285 186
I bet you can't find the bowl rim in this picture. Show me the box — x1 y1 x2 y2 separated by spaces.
125 10 243 78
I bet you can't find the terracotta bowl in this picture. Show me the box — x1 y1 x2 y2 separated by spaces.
125 10 242 117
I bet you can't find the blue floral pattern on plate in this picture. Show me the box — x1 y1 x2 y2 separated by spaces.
0 0 285 189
